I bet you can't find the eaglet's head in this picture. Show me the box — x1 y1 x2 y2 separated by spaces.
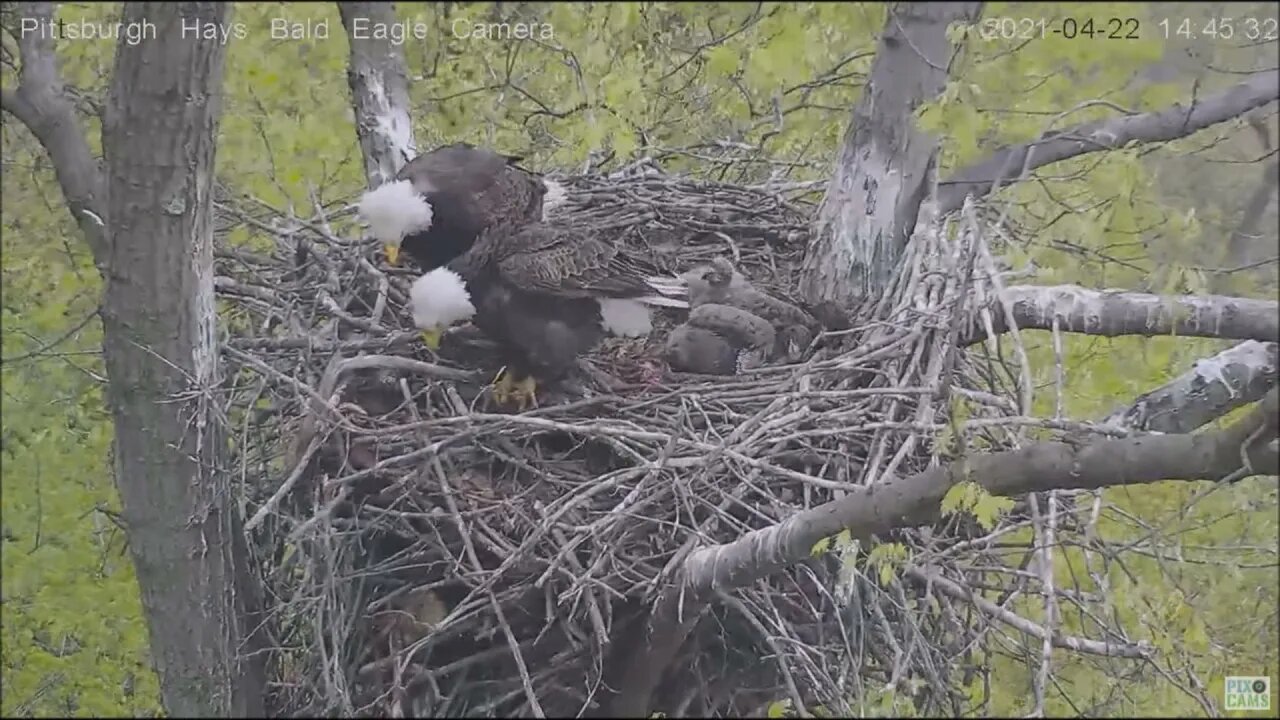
358 180 435 266
679 255 744 305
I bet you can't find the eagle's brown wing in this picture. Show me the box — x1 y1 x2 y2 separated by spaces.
492 223 661 299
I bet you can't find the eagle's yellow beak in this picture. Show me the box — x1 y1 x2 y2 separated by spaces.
384 244 400 266
419 327 442 350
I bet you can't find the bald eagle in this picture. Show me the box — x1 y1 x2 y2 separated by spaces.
664 304 776 375
409 221 687 409
357 142 566 348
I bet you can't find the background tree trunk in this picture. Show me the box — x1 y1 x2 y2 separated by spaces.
99 3 267 715
340 1 417 187
797 2 982 307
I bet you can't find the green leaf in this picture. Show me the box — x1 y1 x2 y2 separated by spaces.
973 493 1015 531
706 45 740 77
941 481 976 517
869 542 909 587
878 562 894 587
1184 614 1210 653
810 535 832 557
767 699 793 718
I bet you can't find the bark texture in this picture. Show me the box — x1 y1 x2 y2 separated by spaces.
99 3 267 715
1104 340 1279 434
967 285 1279 345
681 388 1277 591
4 2 268 714
339 1 417 187
797 2 982 307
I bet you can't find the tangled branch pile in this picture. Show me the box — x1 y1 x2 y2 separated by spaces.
216 162 1092 717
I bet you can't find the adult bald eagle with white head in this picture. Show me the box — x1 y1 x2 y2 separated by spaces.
405 221 688 408
361 142 565 264
358 143 686 409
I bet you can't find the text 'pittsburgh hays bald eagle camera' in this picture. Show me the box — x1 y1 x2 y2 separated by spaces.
357 143 689 409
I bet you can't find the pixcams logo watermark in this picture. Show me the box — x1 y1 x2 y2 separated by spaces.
1225 676 1271 712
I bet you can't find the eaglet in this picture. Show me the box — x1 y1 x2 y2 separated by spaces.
681 255 821 362
663 303 777 375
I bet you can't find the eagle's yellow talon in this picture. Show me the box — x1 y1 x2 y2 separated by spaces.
511 376 538 412
491 367 513 406
419 328 442 350
384 244 400 266
490 368 537 411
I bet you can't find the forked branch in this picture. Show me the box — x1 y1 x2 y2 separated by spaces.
0 1 108 260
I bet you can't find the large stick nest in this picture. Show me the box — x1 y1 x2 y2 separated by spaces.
217 162 1050 717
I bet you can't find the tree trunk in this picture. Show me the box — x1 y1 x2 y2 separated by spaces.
339 1 418 187
99 3 267 715
797 2 982 307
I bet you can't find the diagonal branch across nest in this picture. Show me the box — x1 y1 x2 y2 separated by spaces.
216 167 1142 717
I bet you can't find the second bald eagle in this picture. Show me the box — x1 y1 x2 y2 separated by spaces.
411 221 688 408
358 142 562 271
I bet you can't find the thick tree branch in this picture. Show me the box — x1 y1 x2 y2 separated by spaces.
688 389 1276 589
966 285 1279 345
938 71 1280 214
1 2 108 262
1105 340 1279 433
605 389 1278 717
338 1 417 187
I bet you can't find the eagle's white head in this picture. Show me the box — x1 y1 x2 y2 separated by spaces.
410 268 476 349
359 180 434 265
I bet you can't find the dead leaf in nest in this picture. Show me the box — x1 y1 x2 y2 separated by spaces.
372 586 449 646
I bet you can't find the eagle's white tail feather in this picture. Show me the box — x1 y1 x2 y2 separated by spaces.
644 275 689 297
598 299 653 337
359 180 434 245
410 268 476 329
635 295 689 309
541 180 569 219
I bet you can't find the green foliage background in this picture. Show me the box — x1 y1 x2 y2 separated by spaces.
2 2 1275 716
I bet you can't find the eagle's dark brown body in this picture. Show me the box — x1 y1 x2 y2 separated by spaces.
450 222 680 389
395 143 549 270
